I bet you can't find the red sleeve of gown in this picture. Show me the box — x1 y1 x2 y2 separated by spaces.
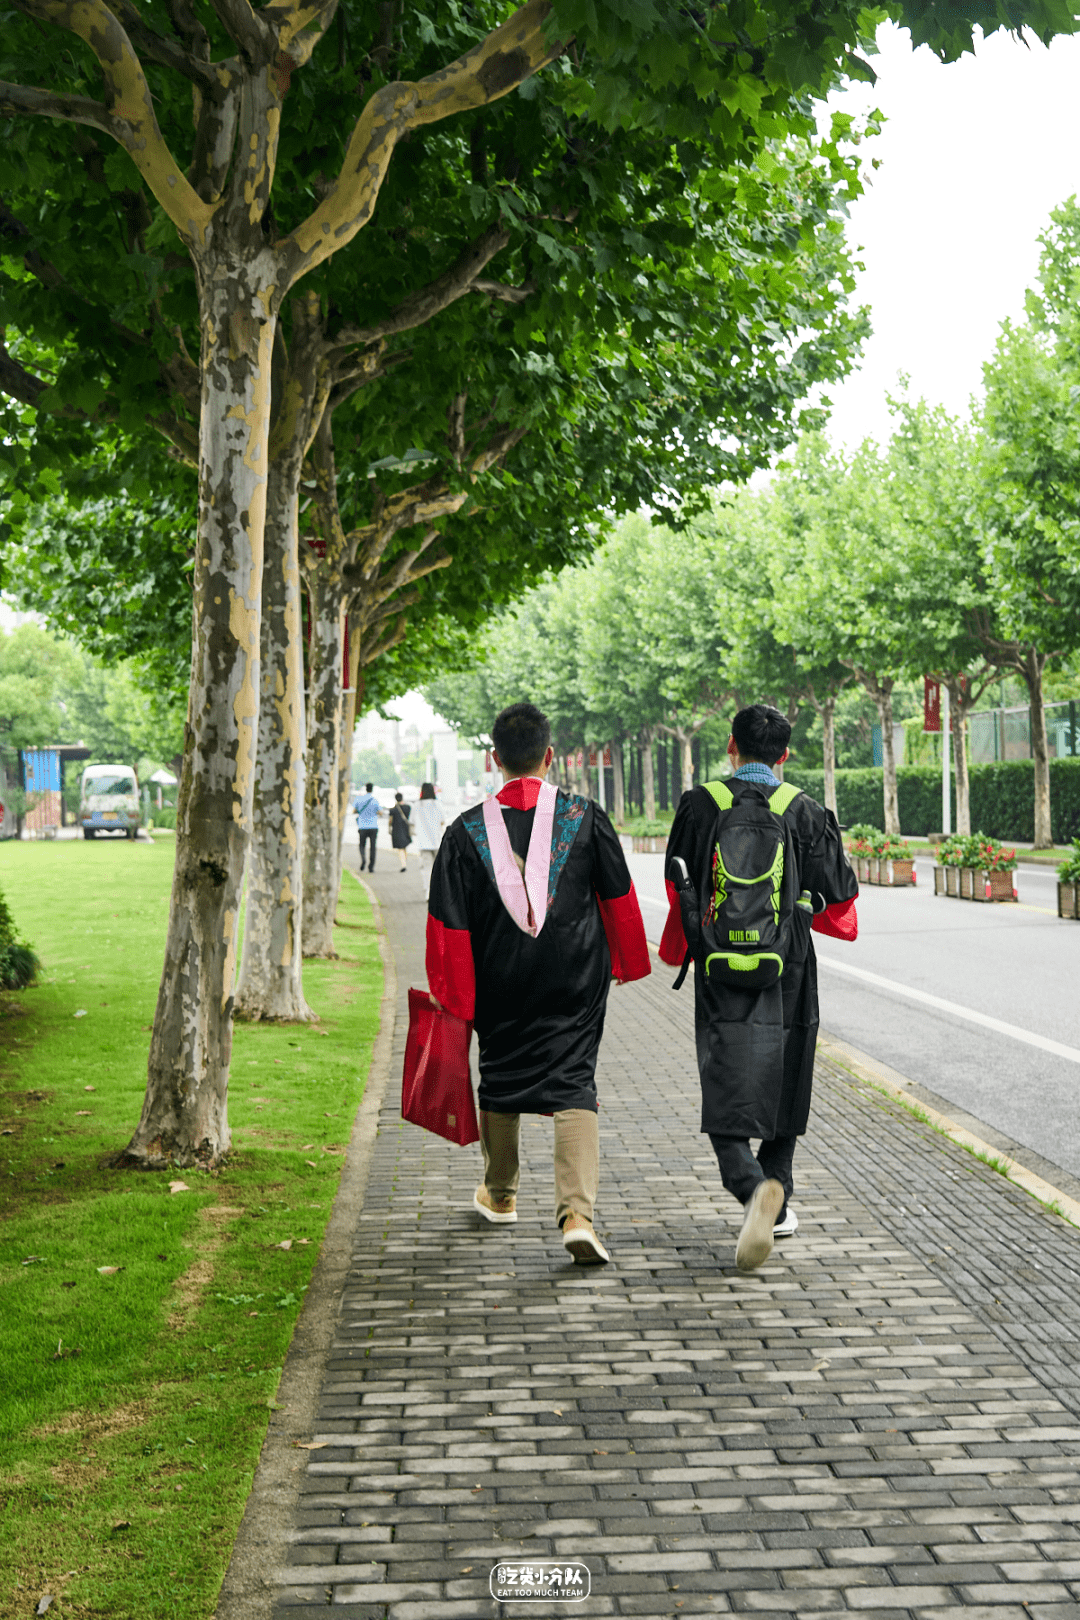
598 885 651 983
659 877 688 966
425 914 476 1022
811 896 858 941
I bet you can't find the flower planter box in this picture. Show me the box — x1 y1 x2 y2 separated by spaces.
631 835 667 854
883 858 916 887
1059 882 1080 920
934 865 1016 902
857 856 871 882
969 868 1017 903
861 857 917 887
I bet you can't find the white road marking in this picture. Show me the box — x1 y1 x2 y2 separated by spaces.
816 954 1080 1066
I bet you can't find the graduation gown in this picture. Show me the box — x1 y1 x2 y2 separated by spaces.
426 777 651 1114
659 782 858 1140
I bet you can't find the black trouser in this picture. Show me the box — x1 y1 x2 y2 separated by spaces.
357 828 377 871
708 1134 797 1222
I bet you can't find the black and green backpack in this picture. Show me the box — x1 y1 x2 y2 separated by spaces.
670 779 811 992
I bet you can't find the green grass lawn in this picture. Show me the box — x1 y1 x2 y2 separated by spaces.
0 839 382 1620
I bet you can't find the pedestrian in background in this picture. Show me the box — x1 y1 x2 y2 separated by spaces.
426 702 650 1264
390 792 412 873
661 704 858 1272
414 782 446 899
354 781 380 873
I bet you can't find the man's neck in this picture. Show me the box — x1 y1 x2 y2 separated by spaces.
499 769 545 785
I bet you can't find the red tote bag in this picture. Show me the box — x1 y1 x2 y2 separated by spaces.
401 987 479 1147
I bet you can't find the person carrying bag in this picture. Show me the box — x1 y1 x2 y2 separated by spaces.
390 791 412 872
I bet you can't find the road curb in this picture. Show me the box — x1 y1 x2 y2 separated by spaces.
819 1030 1080 1231
213 871 397 1620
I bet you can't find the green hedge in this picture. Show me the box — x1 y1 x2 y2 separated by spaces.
148 807 177 829
789 758 1080 843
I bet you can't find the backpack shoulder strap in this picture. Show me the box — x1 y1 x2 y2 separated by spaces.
769 782 801 817
703 780 734 812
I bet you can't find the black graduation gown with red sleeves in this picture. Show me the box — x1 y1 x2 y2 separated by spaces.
659 781 859 1140
426 778 650 1115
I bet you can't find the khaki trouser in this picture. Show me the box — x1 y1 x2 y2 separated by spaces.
480 1108 599 1227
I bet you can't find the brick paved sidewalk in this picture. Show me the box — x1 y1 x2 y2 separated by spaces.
268 856 1080 1620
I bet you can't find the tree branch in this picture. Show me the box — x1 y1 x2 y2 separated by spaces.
162 0 211 60
7 0 215 247
355 612 409 668
207 0 273 60
260 0 340 61
103 0 218 86
0 80 115 137
330 223 512 350
471 276 534 303
277 0 564 288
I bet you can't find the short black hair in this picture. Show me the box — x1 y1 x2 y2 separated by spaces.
731 704 791 765
394 791 403 801
492 702 551 774
365 781 373 792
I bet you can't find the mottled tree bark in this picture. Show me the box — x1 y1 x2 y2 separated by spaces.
236 295 330 1018
302 574 348 958
641 726 657 821
821 696 838 817
611 738 626 824
877 680 899 836
123 256 276 1166
945 676 972 837
234 457 314 1021
1024 651 1053 848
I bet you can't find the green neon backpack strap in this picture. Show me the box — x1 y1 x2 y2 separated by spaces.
704 780 734 812
769 782 801 816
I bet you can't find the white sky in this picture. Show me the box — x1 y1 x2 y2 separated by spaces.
821 22 1080 449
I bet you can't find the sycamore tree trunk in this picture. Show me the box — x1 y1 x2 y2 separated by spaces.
235 457 314 1022
303 570 348 957
611 737 626 824
641 727 657 820
235 295 330 1019
335 626 364 893
821 697 838 817
660 723 700 794
121 260 276 1168
877 681 899 836
1021 648 1053 847
947 677 972 837
679 732 694 792
577 746 591 799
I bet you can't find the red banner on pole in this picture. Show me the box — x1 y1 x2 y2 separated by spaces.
923 677 941 733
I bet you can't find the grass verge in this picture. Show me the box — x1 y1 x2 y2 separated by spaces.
0 839 382 1619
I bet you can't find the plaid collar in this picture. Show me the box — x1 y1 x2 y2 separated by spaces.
732 762 780 787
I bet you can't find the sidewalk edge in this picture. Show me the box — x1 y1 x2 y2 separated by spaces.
819 1030 1080 1232
213 872 397 1620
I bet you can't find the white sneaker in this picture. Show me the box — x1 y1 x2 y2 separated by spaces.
735 1179 785 1271
473 1187 517 1224
773 1207 799 1238
562 1216 609 1265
